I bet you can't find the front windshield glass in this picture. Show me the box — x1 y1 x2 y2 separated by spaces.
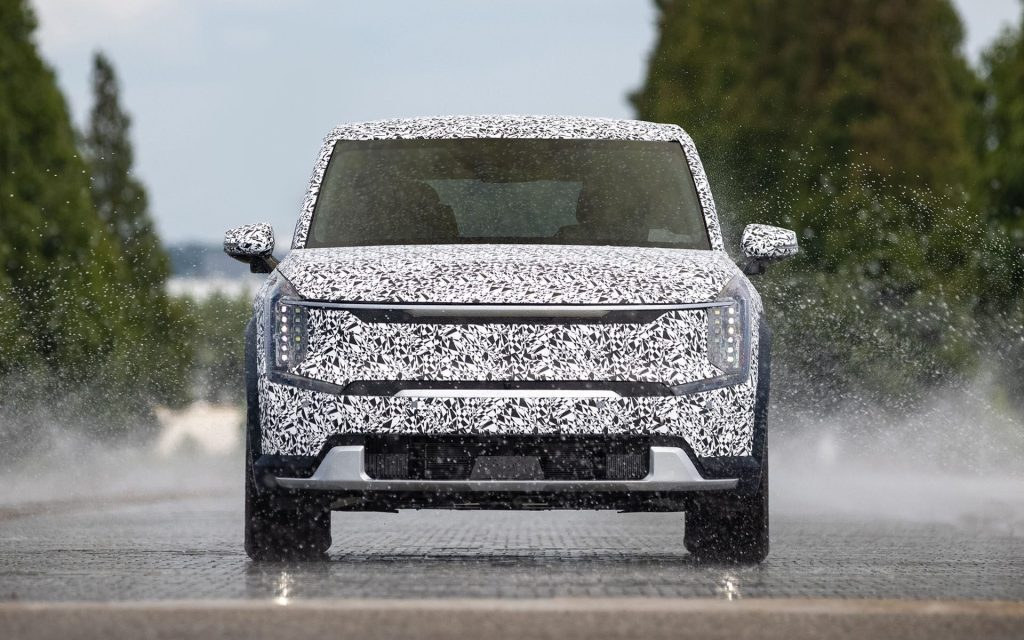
306 138 711 249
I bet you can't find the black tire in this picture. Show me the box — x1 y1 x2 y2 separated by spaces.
244 452 332 561
684 457 769 564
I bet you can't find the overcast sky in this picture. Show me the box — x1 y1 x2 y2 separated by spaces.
31 0 1021 246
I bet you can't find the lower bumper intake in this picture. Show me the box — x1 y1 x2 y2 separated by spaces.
274 446 737 493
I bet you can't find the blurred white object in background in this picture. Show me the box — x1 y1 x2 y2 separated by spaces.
155 402 242 456
165 276 257 301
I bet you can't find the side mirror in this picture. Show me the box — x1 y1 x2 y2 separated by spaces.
224 223 279 274
739 224 799 275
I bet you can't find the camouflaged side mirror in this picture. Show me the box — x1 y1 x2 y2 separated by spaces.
224 223 279 274
739 224 799 275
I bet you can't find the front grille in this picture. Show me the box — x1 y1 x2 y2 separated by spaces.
297 306 718 389
364 436 649 481
365 452 408 479
422 443 475 480
606 453 648 481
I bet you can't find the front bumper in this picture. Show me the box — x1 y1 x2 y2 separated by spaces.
273 445 738 493
258 377 758 458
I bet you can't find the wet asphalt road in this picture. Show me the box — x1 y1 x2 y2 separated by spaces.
2 483 1024 639
1 490 1023 603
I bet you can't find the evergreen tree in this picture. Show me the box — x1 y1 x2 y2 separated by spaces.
82 52 191 416
632 0 985 410
979 8 1024 408
980 10 1024 296
0 0 124 380
84 53 169 289
0 0 141 449
0 2 189 448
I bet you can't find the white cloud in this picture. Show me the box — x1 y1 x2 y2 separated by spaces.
32 0 183 50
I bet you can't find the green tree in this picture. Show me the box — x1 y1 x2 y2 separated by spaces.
0 0 125 381
979 7 1024 408
0 0 139 449
84 53 170 289
0 3 190 451
979 9 1024 297
82 51 191 416
632 0 985 410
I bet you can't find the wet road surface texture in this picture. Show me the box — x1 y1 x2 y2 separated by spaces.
1 491 1023 602
1 457 1022 639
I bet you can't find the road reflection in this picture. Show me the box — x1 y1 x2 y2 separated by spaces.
274 570 294 605
242 553 763 602
715 573 742 600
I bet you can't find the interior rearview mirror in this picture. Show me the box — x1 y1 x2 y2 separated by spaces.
224 223 279 274
739 224 799 275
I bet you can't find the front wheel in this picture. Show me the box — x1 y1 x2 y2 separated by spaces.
245 457 331 561
684 459 769 564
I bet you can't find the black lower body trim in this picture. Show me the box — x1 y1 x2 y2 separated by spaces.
252 433 764 508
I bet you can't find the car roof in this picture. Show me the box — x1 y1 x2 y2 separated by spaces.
325 115 687 142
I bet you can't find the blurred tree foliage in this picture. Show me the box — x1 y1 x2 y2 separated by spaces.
0 0 189 442
0 0 120 377
633 0 1018 412
84 53 170 293
980 13 1024 292
978 10 1024 407
82 51 192 420
177 293 251 405
0 1 125 384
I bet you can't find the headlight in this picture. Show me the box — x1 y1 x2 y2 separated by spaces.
708 303 745 374
673 275 752 395
265 277 308 373
707 275 751 376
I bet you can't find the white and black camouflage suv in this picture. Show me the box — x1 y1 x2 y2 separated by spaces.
225 115 798 563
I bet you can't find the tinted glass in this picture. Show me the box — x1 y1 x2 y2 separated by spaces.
307 138 710 249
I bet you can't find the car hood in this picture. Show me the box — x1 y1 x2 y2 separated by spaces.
277 244 738 305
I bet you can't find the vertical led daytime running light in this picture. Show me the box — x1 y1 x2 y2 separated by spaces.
707 275 750 376
275 302 307 370
266 277 309 373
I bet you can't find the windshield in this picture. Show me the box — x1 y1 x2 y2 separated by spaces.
306 138 711 249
